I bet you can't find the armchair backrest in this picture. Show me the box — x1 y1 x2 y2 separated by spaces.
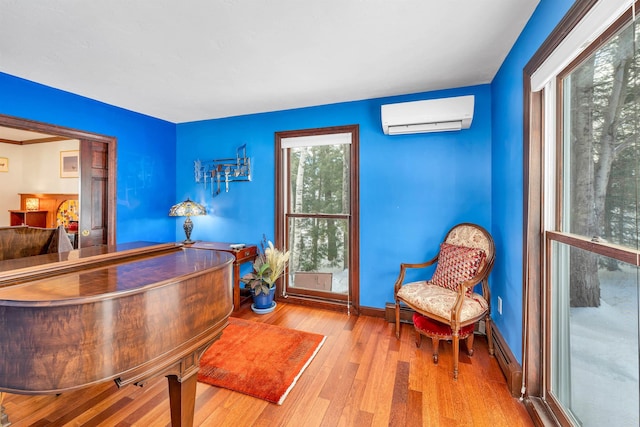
429 223 495 293
444 223 494 265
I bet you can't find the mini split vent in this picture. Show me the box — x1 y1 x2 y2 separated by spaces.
381 95 475 135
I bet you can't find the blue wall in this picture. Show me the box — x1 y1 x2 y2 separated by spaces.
176 85 492 309
0 72 177 243
491 0 575 362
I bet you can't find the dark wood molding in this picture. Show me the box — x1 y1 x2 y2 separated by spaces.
21 136 69 144
523 83 544 398
0 114 116 246
359 305 385 318
0 114 115 143
522 0 590 403
524 397 561 426
523 0 598 76
0 136 69 145
350 125 361 314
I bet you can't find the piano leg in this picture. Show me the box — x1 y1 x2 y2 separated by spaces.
167 373 197 427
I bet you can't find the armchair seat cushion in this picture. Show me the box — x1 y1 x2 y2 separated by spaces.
397 281 488 323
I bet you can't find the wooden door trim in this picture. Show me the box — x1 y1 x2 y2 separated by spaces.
0 113 116 245
521 0 607 419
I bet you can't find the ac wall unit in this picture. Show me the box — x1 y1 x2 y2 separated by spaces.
381 95 475 135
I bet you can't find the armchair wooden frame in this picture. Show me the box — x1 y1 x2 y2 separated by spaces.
393 223 495 379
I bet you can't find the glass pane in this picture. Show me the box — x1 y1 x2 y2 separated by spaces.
289 143 350 215
287 217 349 294
562 20 640 249
550 241 639 426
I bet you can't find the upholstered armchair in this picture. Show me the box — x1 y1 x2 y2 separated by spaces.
394 223 495 379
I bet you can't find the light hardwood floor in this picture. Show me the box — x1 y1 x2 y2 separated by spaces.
2 302 534 426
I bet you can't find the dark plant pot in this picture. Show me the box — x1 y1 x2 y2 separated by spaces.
252 286 275 309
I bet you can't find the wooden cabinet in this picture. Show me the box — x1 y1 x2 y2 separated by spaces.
8 210 48 227
190 242 258 311
19 193 78 229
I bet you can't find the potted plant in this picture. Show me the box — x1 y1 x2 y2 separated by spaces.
241 237 290 313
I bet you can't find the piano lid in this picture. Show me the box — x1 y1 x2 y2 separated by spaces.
0 247 233 305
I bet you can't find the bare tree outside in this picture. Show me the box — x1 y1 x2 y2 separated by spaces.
565 22 639 307
287 143 350 293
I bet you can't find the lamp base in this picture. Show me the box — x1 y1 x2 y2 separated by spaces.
182 217 194 244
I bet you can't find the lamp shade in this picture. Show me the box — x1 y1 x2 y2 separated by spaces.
25 198 40 210
169 198 206 245
168 198 206 217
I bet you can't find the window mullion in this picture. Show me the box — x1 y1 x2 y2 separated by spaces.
547 230 640 265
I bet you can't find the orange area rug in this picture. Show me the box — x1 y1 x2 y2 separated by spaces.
197 317 326 405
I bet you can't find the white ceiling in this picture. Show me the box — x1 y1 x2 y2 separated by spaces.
0 0 539 124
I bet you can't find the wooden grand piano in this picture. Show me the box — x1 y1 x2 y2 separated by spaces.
0 242 234 427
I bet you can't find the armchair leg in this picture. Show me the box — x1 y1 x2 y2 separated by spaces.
485 315 494 357
452 333 459 380
466 333 475 357
395 301 401 339
431 337 440 364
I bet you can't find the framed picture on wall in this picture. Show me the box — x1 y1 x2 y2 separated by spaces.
60 150 79 178
0 157 8 172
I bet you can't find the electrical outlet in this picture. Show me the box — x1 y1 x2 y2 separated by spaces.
497 296 503 315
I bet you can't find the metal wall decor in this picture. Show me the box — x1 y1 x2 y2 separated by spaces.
194 144 251 197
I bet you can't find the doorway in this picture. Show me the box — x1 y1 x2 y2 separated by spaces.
0 114 116 246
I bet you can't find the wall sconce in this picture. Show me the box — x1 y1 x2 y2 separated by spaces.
194 144 251 197
169 198 207 244
25 198 40 210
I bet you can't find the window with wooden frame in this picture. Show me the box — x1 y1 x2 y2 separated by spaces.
524 1 639 425
274 125 360 313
